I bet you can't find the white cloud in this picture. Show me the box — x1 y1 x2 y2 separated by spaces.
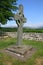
1 20 43 28
24 21 43 28
1 21 17 27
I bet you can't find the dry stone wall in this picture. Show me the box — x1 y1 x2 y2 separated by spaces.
6 32 43 41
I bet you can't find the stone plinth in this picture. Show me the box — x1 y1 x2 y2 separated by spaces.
5 45 36 61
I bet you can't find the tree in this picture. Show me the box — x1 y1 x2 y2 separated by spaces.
0 0 18 24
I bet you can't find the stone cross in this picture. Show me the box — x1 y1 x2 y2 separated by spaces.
14 5 26 46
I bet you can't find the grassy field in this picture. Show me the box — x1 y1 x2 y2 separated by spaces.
0 27 43 33
0 38 43 65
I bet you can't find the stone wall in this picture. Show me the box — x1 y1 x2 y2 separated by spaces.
6 32 43 41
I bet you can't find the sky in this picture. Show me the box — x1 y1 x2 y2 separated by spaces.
1 0 43 28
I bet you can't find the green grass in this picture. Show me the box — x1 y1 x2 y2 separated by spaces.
0 38 43 65
0 38 16 49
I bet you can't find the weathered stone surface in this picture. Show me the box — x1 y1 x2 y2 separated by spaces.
14 5 26 46
4 45 36 61
6 32 43 41
6 45 32 55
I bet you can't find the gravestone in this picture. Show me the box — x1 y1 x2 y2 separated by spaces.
5 4 36 61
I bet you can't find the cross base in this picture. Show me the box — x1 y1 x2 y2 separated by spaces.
4 45 36 61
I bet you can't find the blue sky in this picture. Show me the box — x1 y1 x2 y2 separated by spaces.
1 0 43 28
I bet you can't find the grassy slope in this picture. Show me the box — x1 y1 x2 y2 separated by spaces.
0 38 43 65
